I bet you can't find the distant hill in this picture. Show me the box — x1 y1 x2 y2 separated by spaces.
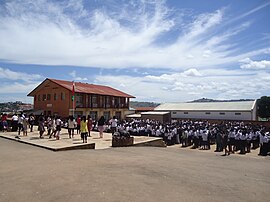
189 98 255 103
130 101 160 108
0 101 33 113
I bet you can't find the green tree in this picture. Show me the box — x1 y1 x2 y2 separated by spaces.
257 96 270 118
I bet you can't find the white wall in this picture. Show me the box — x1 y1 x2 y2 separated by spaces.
170 111 254 121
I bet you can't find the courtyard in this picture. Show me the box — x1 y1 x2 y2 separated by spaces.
0 136 269 202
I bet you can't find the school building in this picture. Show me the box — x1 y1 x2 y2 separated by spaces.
27 78 135 120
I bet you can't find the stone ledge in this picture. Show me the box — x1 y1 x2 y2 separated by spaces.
0 135 95 151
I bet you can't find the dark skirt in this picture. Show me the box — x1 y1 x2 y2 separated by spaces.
56 125 61 131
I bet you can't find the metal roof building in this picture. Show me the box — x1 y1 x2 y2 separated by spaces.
154 101 257 121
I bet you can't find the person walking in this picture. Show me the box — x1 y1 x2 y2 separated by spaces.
29 114 35 132
46 116 53 137
55 116 62 140
80 116 88 143
98 116 105 138
109 116 118 135
38 114 45 138
17 114 24 136
49 116 56 139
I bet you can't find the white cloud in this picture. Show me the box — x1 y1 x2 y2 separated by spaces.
239 58 270 69
0 67 42 82
94 68 270 102
182 68 202 77
0 81 41 94
0 0 269 69
0 67 42 95
69 70 88 81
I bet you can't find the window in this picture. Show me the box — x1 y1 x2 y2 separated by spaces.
115 111 121 120
105 96 110 107
91 95 97 108
42 94 46 101
184 112 188 114
38 95 40 101
112 97 115 107
47 94 51 101
34 95 37 101
76 94 83 107
54 93 58 101
205 112 211 115
172 112 177 114
235 113 241 115
92 95 97 103
90 111 97 120
115 97 120 107
61 92 65 100
85 95 88 107
219 112 225 115
103 111 110 121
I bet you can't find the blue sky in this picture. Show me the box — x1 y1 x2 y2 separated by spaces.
0 0 270 103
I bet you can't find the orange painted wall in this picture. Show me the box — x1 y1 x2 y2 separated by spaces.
33 81 72 117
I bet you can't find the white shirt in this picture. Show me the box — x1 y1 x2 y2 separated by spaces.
12 115 18 121
110 119 117 127
56 118 61 126
68 119 76 129
202 131 208 141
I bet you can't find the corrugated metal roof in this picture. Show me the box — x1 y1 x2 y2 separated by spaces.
141 111 170 115
135 107 155 111
28 78 135 98
126 114 142 118
154 101 256 111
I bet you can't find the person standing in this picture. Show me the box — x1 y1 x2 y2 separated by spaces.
109 116 118 135
239 130 247 155
11 114 18 132
22 115 28 136
87 115 93 137
76 115 81 134
68 116 76 138
98 116 105 138
1 113 8 132
215 128 223 152
228 128 236 154
80 116 88 143
222 130 230 156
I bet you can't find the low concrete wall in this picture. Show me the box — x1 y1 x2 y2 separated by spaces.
133 139 166 147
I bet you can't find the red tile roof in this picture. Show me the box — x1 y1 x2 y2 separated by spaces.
28 78 135 98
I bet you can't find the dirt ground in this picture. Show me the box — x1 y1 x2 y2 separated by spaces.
0 138 269 202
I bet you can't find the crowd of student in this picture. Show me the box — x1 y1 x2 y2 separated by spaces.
1 113 269 156
115 119 270 156
0 113 109 143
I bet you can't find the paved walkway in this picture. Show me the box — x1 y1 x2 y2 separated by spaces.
0 126 164 151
